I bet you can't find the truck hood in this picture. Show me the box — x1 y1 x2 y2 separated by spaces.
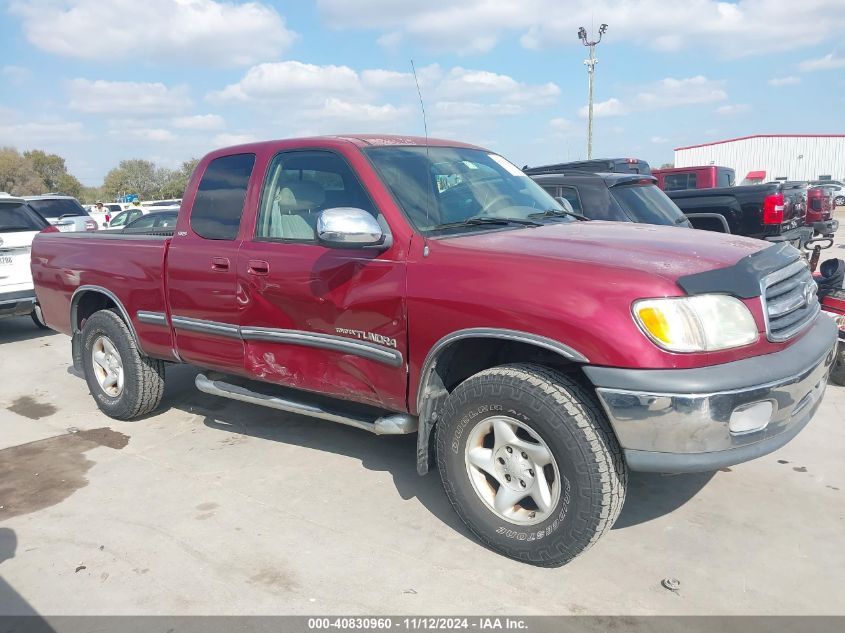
440 221 767 281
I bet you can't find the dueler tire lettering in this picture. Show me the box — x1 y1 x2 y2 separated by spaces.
435 363 627 567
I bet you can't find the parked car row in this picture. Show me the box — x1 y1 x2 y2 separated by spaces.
526 158 839 250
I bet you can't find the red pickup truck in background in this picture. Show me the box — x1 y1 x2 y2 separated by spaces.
31 135 838 567
652 165 735 191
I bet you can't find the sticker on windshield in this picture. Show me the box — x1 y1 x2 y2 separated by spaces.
488 154 524 177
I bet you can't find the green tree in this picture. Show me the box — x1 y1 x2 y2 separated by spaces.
23 149 68 192
0 146 46 195
102 159 159 200
159 158 199 199
56 172 83 199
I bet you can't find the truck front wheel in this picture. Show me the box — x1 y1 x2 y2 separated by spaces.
436 363 627 567
81 309 165 420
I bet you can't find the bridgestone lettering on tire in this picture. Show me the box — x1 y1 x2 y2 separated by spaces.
436 363 627 567
81 309 165 420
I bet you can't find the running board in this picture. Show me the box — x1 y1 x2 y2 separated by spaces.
195 374 417 435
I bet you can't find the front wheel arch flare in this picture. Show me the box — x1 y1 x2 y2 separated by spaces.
414 330 590 475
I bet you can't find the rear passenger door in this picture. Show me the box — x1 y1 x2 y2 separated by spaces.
166 153 256 373
237 149 408 411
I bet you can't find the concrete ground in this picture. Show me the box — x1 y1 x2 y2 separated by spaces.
1 213 844 616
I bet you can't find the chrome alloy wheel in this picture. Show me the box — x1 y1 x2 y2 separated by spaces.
464 415 561 525
91 335 124 397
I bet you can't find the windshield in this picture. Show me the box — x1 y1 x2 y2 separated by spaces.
26 198 88 220
610 183 689 226
0 202 48 232
364 146 568 235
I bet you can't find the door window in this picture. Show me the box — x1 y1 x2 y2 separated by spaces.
191 153 256 240
256 151 376 242
557 187 584 214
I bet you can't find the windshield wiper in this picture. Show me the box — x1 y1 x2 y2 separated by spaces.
674 215 690 225
528 208 590 221
433 216 544 229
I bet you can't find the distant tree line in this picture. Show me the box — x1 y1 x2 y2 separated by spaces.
0 146 198 203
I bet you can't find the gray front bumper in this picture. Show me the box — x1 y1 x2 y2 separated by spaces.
583 315 838 473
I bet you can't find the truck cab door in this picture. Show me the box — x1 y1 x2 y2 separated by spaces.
166 153 257 373
236 149 408 411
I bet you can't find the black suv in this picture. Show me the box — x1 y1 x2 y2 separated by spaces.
530 172 691 227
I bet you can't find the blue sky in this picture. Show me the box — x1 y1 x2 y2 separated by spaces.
1 0 844 186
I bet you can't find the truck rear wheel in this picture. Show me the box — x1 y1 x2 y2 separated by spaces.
81 309 165 420
435 363 626 567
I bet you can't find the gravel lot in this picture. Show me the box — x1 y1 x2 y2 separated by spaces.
1 212 844 616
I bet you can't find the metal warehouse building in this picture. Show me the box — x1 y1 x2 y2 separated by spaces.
674 134 845 183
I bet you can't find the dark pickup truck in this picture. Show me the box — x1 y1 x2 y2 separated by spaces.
32 135 838 567
665 183 818 247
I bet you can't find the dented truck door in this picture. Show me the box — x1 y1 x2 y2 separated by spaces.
236 148 408 411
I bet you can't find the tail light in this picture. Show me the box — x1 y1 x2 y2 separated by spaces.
85 219 98 231
763 193 785 224
40 225 60 234
105 214 111 223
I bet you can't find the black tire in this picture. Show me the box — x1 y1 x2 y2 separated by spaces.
81 309 165 420
31 308 49 330
831 344 845 386
436 363 627 567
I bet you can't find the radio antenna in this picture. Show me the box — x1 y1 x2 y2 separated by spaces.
411 59 433 251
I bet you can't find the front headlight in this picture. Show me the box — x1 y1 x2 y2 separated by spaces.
633 295 759 352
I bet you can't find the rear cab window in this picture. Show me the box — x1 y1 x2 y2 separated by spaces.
0 202 48 232
191 153 256 240
26 198 88 221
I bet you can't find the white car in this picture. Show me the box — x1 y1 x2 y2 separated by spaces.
87 203 123 229
812 181 845 207
24 195 98 232
0 194 51 328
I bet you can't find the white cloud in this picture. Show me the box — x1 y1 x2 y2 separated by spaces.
715 103 752 115
651 136 669 144
210 61 556 137
304 98 409 125
172 114 225 130
437 67 559 104
114 127 176 143
576 76 726 119
0 120 87 145
634 76 727 109
797 51 845 71
578 97 627 118
317 0 845 58
213 133 258 146
1 65 29 85
67 79 192 115
362 69 415 90
210 61 363 103
9 0 296 68
768 76 801 86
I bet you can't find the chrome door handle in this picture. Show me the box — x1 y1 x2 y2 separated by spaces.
248 259 270 275
211 256 230 271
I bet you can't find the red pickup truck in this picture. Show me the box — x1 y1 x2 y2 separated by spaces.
31 135 838 567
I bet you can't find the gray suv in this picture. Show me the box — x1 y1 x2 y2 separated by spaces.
24 195 97 232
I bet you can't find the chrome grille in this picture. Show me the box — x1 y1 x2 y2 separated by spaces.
761 259 820 342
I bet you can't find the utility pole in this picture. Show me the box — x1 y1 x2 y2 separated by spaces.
578 23 607 159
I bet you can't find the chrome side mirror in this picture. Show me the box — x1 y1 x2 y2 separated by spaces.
317 208 386 249
554 197 575 214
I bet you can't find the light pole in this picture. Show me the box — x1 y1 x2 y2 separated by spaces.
578 23 607 159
